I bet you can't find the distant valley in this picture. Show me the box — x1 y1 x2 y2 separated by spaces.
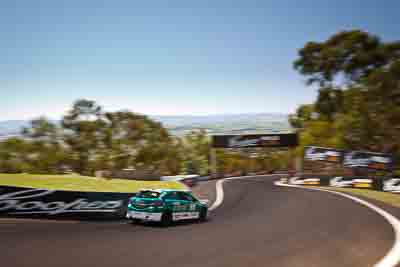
0 113 292 139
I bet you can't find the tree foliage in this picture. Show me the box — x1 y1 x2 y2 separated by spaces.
294 30 400 87
181 130 210 175
293 29 400 160
0 99 182 176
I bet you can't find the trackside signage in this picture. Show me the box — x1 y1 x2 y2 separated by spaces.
343 151 394 171
304 146 394 172
329 177 376 189
0 186 135 219
212 133 298 148
287 175 400 193
304 146 343 163
288 175 330 186
383 179 400 193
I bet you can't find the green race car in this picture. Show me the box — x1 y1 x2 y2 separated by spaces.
126 189 208 226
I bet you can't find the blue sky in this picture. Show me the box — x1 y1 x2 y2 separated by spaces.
1 0 399 120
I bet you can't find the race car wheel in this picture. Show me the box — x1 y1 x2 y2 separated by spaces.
199 207 208 222
161 211 173 227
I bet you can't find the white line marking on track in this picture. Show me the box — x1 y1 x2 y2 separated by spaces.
209 179 225 211
275 181 400 267
208 174 282 211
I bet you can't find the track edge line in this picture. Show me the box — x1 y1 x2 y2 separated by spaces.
275 181 400 267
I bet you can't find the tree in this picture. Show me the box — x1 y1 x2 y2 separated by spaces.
62 99 105 175
294 30 400 87
329 54 400 153
181 130 210 175
0 100 184 176
21 117 68 174
289 104 315 129
99 111 177 174
22 117 58 142
315 87 343 120
0 138 31 173
293 29 400 161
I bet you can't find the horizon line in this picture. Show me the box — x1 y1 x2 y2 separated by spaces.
0 112 290 122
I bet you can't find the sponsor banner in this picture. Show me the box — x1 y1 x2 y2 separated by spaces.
329 176 354 188
126 211 162 221
290 177 321 185
0 186 135 220
289 176 330 186
329 177 378 189
211 133 298 148
279 177 289 184
289 175 383 191
343 151 394 171
383 178 400 193
172 212 200 221
287 175 400 193
304 146 343 163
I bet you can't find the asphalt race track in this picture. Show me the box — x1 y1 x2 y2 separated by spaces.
0 176 395 267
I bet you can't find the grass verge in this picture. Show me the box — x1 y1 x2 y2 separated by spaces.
318 186 400 208
0 173 185 193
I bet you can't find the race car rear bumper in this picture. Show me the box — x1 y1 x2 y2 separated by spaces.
126 211 162 221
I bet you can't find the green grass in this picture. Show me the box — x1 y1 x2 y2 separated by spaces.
319 187 400 208
0 173 185 193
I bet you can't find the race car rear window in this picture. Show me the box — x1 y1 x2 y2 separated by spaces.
137 191 161 199
162 192 183 200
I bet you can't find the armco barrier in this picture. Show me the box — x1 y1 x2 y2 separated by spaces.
0 185 136 220
286 175 400 193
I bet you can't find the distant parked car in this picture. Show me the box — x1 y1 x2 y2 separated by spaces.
126 189 208 226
